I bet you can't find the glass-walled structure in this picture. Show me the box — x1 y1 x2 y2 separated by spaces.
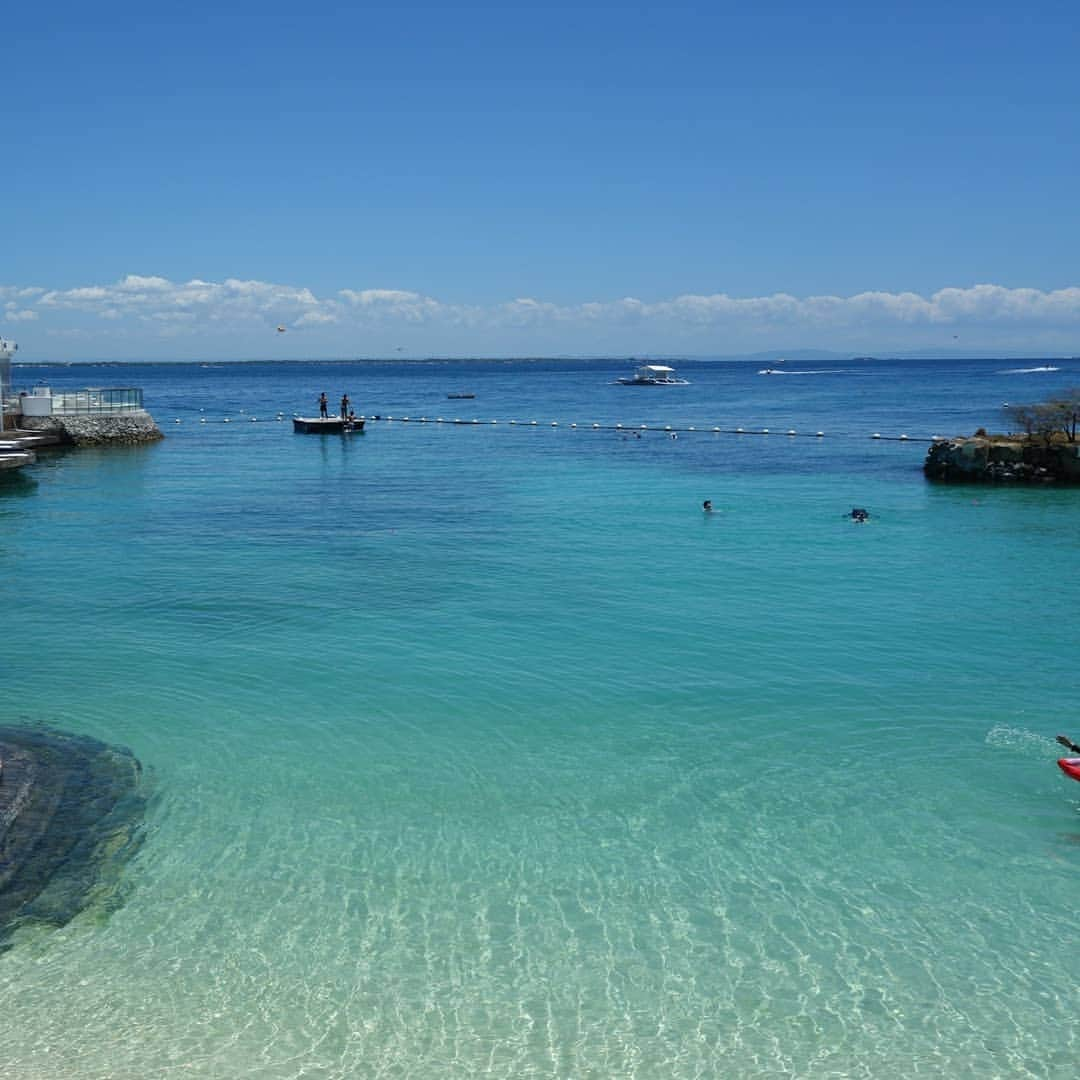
49 388 144 414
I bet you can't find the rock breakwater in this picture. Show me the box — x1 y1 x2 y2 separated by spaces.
924 436 1080 484
18 410 163 446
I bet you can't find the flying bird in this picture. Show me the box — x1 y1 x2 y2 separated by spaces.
277 325 287 333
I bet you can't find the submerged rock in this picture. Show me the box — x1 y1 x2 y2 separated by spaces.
0 725 146 950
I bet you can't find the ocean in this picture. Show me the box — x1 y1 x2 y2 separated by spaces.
1 356 1077 1078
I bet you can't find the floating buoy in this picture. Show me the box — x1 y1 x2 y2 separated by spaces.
736 427 744 433
510 420 517 425
900 434 909 440
664 424 672 431
530 420 537 425
872 433 881 439
223 418 230 423
174 418 181 424
570 422 577 428
713 427 720 432
616 423 622 429
250 417 257 422
762 428 769 434
688 426 696 431
787 429 796 435
593 423 599 428
200 418 207 424
816 431 824 437
551 421 558 427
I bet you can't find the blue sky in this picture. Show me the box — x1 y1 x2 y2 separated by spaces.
3 1 1079 359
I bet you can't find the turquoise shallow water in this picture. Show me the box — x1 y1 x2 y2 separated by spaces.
1 359 1078 1077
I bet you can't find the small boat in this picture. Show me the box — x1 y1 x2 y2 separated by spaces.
292 416 365 433
616 364 689 386
447 392 475 399
1058 758 1080 782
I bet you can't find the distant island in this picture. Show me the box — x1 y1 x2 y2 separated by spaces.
924 389 1080 484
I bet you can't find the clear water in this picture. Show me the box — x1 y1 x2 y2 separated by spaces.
2 358 1078 1078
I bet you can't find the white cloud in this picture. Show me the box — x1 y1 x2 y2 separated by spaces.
294 309 339 326
9 275 1080 354
338 288 443 322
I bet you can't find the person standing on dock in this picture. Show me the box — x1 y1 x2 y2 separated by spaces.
340 393 350 419
318 392 328 418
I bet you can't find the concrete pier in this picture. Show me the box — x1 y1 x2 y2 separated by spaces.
0 430 61 472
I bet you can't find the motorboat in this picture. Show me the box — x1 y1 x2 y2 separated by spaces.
616 364 688 386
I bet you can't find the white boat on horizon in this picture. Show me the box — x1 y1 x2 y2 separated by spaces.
616 363 689 386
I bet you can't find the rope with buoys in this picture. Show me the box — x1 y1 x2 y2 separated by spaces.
175 413 932 442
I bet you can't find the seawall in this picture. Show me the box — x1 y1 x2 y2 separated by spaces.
18 410 164 446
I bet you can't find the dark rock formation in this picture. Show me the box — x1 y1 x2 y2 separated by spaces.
0 725 146 950
924 437 1080 484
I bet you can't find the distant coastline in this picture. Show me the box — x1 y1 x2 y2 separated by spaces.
10 353 1079 367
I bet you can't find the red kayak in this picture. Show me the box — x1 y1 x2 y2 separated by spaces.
1058 758 1080 782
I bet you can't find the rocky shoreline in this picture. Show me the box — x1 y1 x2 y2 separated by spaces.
16 410 164 446
924 436 1080 484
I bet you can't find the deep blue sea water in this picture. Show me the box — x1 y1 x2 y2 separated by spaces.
2 357 1078 1078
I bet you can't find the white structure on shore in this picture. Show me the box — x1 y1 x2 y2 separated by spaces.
1 338 17 431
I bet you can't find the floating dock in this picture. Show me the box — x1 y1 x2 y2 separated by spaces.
292 416 365 433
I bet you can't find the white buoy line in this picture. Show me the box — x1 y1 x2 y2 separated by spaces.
353 416 928 441
177 413 927 442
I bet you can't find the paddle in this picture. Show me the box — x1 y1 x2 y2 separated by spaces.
1056 735 1080 754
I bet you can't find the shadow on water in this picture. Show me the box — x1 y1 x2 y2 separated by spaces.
0 724 148 953
0 470 38 498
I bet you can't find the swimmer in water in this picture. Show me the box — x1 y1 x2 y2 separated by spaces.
703 500 714 512
850 507 869 523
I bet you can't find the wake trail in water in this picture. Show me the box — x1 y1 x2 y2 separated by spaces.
756 368 858 376
985 724 1060 759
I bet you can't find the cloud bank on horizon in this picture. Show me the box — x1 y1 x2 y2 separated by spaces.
3 276 1080 358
